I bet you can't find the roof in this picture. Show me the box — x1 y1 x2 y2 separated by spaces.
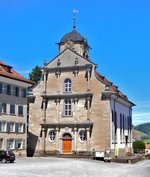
45 47 97 67
59 28 88 44
146 144 150 149
95 71 129 100
0 60 34 85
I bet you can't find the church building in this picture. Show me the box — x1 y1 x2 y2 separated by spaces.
28 22 134 157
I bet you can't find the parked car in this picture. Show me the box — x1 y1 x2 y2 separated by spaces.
0 150 15 163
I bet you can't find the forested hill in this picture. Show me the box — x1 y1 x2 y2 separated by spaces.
134 122 150 134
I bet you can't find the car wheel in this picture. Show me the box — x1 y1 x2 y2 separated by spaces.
2 159 6 163
10 161 14 163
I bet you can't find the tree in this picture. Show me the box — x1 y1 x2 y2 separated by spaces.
29 65 42 85
133 140 145 153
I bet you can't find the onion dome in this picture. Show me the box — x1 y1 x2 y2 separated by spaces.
60 28 86 44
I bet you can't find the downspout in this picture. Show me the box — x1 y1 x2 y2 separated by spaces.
113 96 119 151
129 107 132 152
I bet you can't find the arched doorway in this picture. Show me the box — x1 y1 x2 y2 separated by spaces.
62 133 72 153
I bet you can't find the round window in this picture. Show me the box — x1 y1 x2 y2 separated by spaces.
79 130 86 142
49 130 56 142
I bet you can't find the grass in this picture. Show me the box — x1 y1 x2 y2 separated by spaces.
143 139 150 144
133 129 147 137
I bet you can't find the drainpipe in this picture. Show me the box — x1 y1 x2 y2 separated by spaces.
129 107 132 152
113 96 119 151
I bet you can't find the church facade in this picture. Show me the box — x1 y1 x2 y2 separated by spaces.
28 26 134 157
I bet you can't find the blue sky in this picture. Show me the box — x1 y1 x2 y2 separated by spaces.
0 0 150 125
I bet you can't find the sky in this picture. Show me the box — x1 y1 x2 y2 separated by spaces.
0 0 150 125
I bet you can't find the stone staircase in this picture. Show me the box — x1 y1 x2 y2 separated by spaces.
44 151 94 159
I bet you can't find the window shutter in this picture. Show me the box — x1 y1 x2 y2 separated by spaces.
15 87 19 97
7 85 11 95
23 140 26 149
23 89 26 98
0 83 2 93
6 139 9 149
15 139 18 149
7 122 10 133
0 103 2 113
23 123 26 133
15 123 19 133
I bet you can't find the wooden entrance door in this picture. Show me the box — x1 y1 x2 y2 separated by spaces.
62 133 72 153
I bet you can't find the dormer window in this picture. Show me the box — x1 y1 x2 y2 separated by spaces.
5 66 11 72
64 79 72 92
2 65 12 73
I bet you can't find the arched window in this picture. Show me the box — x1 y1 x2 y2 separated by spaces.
49 130 56 142
64 79 72 92
79 130 86 142
64 99 72 116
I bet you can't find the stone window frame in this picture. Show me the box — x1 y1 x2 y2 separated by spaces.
63 99 72 116
16 139 23 149
78 130 87 143
7 139 15 149
64 78 72 92
48 129 56 142
18 105 23 116
9 122 15 132
0 102 7 114
20 87 26 98
10 104 15 115
11 85 16 96
0 121 6 132
2 83 7 94
18 123 23 133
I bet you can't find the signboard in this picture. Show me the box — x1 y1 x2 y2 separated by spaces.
95 151 104 158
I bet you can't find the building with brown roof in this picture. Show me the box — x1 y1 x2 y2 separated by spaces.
0 60 33 156
28 25 135 157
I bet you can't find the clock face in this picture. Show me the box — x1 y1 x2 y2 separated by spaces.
65 39 74 50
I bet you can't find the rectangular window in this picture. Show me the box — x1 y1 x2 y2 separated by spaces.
7 139 15 149
16 139 23 149
18 123 23 133
0 121 6 132
7 85 11 95
0 139 3 149
9 122 15 132
63 99 72 116
15 87 19 97
10 104 15 115
18 105 23 116
20 88 26 98
2 84 7 94
11 86 16 96
1 103 7 114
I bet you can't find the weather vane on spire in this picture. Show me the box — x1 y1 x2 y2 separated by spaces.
73 9 78 29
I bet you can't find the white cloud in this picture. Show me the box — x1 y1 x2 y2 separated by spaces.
132 100 150 125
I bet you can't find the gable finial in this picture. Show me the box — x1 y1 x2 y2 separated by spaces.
73 9 78 30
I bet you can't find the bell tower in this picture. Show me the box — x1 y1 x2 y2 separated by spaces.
57 10 91 60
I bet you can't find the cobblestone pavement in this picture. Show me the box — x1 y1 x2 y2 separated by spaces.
0 157 149 177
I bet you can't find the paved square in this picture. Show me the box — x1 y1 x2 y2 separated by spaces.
0 157 149 177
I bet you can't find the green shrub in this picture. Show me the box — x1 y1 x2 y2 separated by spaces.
133 140 145 153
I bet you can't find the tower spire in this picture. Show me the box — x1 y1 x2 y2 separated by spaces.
73 9 78 30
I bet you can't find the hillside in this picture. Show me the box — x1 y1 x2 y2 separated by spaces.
132 129 144 140
132 122 150 143
134 122 150 134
